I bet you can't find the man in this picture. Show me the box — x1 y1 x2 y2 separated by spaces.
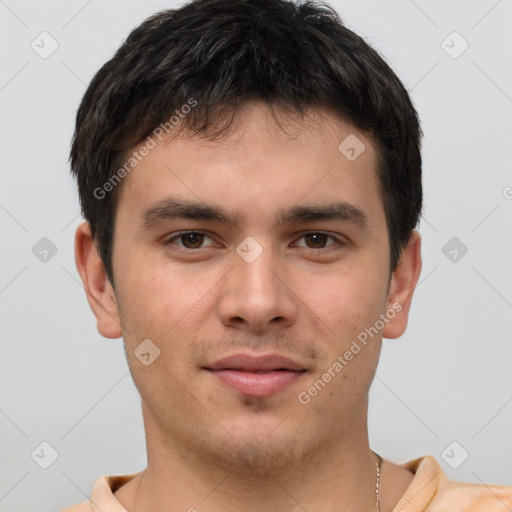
63 0 512 510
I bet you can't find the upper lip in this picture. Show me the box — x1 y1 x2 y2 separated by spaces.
204 354 306 372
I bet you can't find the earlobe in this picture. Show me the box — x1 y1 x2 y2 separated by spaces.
382 229 422 340
74 221 123 339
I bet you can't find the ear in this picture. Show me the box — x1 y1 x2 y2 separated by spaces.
74 221 122 339
382 229 422 339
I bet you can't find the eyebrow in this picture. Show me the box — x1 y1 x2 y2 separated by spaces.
139 197 369 231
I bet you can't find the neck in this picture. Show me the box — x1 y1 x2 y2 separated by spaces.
122 414 381 512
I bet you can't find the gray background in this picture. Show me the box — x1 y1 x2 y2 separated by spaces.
1 0 511 510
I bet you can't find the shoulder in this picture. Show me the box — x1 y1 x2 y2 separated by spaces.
60 500 91 512
60 472 139 512
428 477 512 511
396 455 512 511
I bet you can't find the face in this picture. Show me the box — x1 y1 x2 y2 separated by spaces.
76 101 421 474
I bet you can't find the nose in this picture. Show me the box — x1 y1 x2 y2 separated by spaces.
216 242 298 334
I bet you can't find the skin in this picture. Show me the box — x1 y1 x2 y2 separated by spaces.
75 101 422 512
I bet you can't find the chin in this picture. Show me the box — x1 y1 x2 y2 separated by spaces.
196 415 325 477
206 435 306 476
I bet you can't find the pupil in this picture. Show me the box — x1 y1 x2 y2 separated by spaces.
183 233 203 248
306 233 326 248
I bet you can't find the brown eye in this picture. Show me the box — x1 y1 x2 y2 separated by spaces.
164 231 216 250
303 233 330 248
180 232 205 248
295 232 341 250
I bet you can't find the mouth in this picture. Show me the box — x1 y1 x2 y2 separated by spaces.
202 353 307 398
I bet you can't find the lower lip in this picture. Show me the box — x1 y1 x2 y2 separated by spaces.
206 369 305 397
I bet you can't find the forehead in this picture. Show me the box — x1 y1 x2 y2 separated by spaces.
114 102 384 230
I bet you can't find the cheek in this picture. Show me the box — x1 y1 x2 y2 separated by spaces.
116 271 198 405
120 261 192 331
117 264 213 377
306 266 386 335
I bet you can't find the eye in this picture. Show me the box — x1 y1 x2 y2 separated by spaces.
162 231 345 253
294 232 343 250
163 231 217 250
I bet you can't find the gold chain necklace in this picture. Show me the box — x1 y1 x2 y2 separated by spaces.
133 453 383 511
375 452 382 511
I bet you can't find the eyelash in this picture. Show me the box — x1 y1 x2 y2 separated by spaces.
163 231 346 253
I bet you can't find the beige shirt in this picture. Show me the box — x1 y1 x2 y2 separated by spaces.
61 455 512 511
